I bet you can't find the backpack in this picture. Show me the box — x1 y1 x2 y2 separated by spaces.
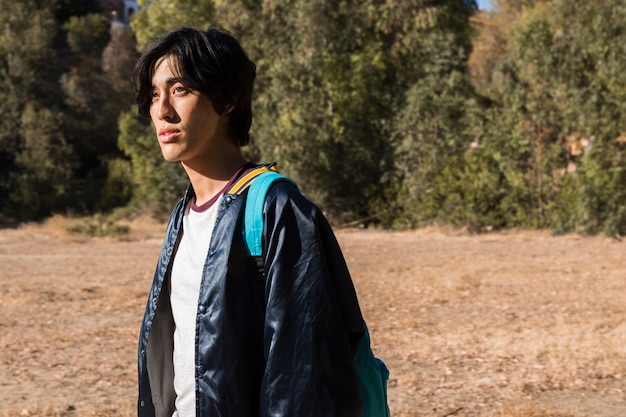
230 165 391 417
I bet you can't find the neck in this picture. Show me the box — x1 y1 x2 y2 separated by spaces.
182 150 248 206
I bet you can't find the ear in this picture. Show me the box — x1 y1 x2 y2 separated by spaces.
223 103 235 115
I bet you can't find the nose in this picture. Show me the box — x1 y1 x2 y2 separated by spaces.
153 94 174 121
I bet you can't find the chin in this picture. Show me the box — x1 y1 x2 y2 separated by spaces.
159 147 184 163
160 153 183 163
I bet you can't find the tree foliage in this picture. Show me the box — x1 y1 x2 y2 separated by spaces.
392 26 477 227
473 0 626 235
241 0 478 224
0 0 62 217
0 0 136 219
132 0 216 50
9 104 76 219
117 109 188 216
1 0 624 236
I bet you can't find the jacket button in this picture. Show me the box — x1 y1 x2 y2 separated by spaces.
140 400 145 407
196 364 205 374
225 195 233 204
198 305 206 314
152 297 157 305
166 245 173 255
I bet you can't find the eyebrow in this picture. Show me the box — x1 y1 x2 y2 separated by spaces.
151 77 186 88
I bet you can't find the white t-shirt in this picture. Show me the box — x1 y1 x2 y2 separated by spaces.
170 195 222 417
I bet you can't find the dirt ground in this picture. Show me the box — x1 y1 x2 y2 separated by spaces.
1 218 626 417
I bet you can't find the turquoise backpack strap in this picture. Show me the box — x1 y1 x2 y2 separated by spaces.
226 163 293 257
244 171 295 256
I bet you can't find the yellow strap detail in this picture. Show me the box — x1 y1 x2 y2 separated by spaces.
228 164 278 195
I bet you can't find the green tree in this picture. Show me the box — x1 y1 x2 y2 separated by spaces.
8 105 75 219
0 0 66 217
576 142 626 237
64 13 111 56
51 0 102 25
60 13 136 211
477 0 626 234
60 13 114 158
103 27 140 95
248 1 476 224
117 110 188 216
390 1 478 227
251 0 392 223
0 0 140 219
132 0 216 50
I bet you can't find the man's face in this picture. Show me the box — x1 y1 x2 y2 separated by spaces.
149 55 230 166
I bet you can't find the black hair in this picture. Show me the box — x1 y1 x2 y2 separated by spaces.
133 26 256 146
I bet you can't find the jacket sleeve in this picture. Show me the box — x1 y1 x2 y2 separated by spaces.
259 181 365 417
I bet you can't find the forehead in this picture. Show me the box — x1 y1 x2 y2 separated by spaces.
151 55 182 85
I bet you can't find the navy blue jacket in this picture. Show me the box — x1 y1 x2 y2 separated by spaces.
138 180 365 417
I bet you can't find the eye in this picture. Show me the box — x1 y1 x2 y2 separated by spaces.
173 86 188 95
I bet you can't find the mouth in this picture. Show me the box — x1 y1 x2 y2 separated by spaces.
158 128 180 143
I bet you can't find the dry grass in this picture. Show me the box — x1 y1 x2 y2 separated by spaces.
0 406 133 417
1 221 625 416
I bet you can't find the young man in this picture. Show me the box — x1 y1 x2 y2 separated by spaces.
134 27 366 417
